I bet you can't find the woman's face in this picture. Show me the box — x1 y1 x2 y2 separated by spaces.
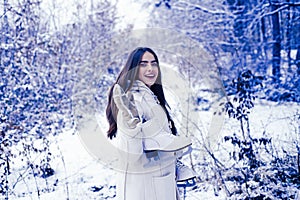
138 51 159 87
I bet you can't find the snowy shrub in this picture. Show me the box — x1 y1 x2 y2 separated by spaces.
219 70 300 199
263 75 300 103
0 1 73 198
224 70 263 140
1 0 130 198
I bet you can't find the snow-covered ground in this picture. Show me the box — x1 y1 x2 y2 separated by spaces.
5 100 300 200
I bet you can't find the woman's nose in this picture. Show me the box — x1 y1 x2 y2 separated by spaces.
146 64 153 71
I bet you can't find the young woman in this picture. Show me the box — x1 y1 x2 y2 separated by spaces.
106 47 193 200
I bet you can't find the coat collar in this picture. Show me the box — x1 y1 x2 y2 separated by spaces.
131 80 161 104
131 80 153 93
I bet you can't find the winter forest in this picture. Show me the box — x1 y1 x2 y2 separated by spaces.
1 0 300 199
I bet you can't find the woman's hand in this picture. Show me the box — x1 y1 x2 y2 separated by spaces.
113 84 140 129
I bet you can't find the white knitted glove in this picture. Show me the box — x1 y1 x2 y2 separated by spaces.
113 84 140 129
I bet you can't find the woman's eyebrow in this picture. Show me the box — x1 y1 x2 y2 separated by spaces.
140 60 157 63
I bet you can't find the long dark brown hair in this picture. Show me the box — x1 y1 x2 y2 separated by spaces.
106 47 177 139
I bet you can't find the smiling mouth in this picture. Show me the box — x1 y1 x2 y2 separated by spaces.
145 74 156 78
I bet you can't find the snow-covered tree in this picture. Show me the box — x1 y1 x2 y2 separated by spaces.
0 0 126 197
62 0 133 121
142 1 300 199
0 0 76 197
148 0 300 101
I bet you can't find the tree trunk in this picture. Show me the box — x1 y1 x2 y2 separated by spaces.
296 45 300 75
286 0 292 71
270 0 281 82
260 17 268 74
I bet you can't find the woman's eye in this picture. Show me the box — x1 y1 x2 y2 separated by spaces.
151 62 158 67
139 63 147 67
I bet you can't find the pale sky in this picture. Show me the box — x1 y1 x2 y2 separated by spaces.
40 0 149 30
117 0 150 29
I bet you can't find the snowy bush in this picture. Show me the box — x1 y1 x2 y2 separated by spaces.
216 70 300 199
0 0 75 198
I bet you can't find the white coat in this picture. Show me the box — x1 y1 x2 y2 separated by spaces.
114 80 181 200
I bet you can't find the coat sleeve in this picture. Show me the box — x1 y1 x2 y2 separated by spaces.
116 111 143 163
115 91 146 163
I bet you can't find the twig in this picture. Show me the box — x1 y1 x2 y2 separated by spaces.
5 155 9 200
297 144 300 175
53 135 70 200
178 111 232 196
24 146 41 200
